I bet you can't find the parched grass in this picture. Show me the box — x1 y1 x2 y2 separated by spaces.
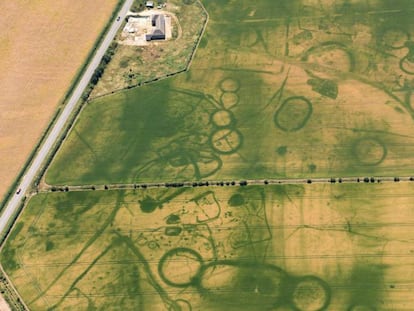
91 0 207 98
3 183 414 310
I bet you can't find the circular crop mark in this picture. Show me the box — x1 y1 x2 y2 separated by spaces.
229 230 249 249
198 261 287 308
400 56 414 75
382 29 409 49
220 78 240 92
220 92 239 109
211 109 235 128
168 153 189 167
291 276 331 311
158 248 203 287
210 128 243 155
348 305 376 311
147 241 159 249
352 138 387 166
302 42 355 74
274 96 313 132
243 29 259 47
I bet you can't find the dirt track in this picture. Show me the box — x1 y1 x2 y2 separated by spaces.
0 0 118 202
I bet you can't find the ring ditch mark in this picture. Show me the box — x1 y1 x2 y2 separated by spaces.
400 56 414 75
219 78 240 93
352 138 387 166
147 241 159 249
210 109 236 128
209 128 243 155
381 28 410 49
301 42 355 75
274 96 312 132
220 92 240 109
196 261 288 308
158 248 203 287
228 230 250 249
348 304 376 311
242 28 260 47
290 276 331 311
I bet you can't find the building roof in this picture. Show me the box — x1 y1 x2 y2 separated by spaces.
146 1 154 7
146 14 166 41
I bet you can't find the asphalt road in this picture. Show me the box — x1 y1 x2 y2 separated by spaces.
0 0 134 237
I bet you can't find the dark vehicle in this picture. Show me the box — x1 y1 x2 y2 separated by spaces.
116 16 121 21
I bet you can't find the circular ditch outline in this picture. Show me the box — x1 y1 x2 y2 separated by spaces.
220 92 240 109
219 78 240 93
158 247 203 288
195 260 289 307
273 96 313 132
352 137 387 166
301 41 356 77
244 28 260 47
399 55 414 75
210 109 237 128
209 128 243 155
290 275 331 311
381 28 410 50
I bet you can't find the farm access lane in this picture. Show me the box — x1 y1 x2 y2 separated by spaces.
0 0 134 238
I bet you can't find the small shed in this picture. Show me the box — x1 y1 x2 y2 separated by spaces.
146 1 154 8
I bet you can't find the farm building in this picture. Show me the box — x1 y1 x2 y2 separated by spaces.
146 14 166 41
146 1 154 8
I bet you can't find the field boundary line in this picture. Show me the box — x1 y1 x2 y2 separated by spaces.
0 258 28 310
38 175 414 194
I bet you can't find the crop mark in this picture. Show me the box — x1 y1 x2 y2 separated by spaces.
274 96 313 132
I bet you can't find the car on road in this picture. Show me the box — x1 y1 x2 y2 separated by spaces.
117 16 121 21
16 188 21 195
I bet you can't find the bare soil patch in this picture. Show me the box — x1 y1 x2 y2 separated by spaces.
0 294 10 311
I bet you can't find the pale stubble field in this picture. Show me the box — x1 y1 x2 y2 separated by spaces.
0 0 119 201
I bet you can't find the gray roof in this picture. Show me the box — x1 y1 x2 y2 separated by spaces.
146 14 166 41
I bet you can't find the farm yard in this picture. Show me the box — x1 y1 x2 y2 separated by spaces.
91 0 207 98
0 0 120 202
2 183 414 310
3 0 414 310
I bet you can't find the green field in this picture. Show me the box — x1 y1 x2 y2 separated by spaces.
2 183 414 310
46 0 414 186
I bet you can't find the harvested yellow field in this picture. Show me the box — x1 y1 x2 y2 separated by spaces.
0 0 119 201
